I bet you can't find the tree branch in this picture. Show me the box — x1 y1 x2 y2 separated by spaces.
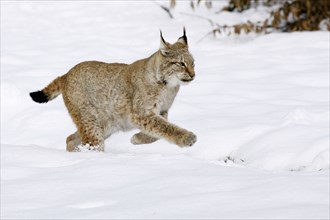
153 2 174 19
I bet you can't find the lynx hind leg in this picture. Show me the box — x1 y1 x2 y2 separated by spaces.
66 103 105 152
66 131 81 152
131 132 158 145
77 122 105 152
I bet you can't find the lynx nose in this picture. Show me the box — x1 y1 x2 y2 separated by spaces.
189 72 195 80
188 70 195 80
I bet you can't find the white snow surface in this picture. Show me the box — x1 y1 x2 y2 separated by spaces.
1 1 329 219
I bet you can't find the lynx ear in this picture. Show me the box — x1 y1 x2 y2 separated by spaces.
160 30 170 56
177 27 188 46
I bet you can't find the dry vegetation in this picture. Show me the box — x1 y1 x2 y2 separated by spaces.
169 0 330 36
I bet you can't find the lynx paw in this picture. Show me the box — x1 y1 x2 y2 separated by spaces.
73 144 104 152
131 132 158 145
66 142 76 152
177 131 197 147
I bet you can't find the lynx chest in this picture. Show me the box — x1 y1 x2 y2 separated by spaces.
156 85 180 113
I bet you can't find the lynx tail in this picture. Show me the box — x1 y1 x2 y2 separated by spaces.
30 76 63 103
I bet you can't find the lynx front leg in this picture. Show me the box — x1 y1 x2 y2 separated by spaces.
130 132 158 145
130 111 168 145
131 114 197 147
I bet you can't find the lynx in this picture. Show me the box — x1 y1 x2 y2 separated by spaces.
30 29 197 152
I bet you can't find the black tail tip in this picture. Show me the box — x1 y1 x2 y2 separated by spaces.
30 91 49 103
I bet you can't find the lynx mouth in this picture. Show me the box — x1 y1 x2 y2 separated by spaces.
181 78 193 82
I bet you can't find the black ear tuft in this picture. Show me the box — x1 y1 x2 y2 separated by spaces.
178 27 188 44
30 90 49 103
181 35 187 44
160 29 170 55
160 30 166 44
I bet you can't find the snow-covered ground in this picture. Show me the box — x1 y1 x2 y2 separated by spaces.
1 1 329 219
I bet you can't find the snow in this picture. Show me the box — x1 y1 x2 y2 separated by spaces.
1 1 329 219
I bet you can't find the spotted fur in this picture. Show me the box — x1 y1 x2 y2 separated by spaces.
30 29 196 152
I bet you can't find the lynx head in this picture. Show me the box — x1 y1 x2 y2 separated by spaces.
156 28 195 87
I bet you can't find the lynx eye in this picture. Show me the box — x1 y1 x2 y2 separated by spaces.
176 62 185 67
